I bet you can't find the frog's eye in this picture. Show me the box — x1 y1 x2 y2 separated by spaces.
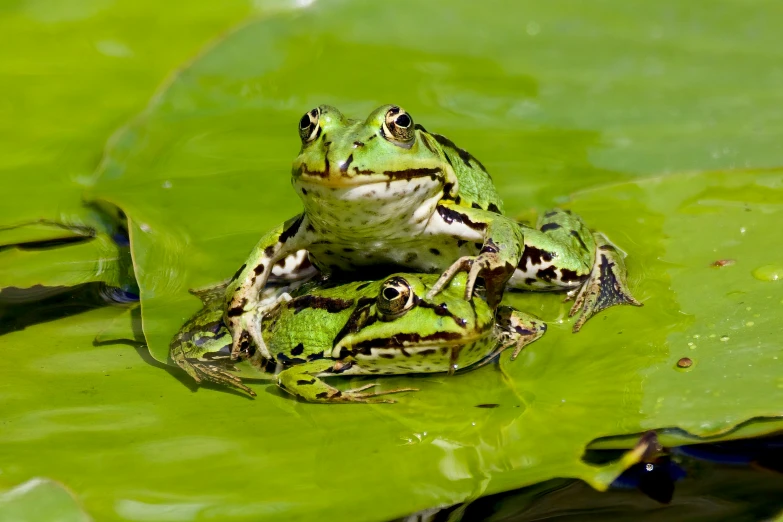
377 277 415 319
381 106 415 146
298 107 321 143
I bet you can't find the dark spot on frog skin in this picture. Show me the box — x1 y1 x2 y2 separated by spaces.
296 378 316 385
227 306 244 317
355 282 371 291
442 182 455 197
291 343 304 356
519 245 554 268
315 391 331 399
524 277 536 285
540 222 562 232
264 245 275 257
253 263 266 276
481 239 499 255
340 154 354 174
599 245 615 251
418 348 437 356
570 229 589 251
544 211 557 218
457 239 467 248
472 202 482 210
474 242 483 251
324 249 334 256
379 353 396 359
487 203 500 214
353 141 364 148
560 268 587 283
537 266 558 282
301 188 308 196
279 214 305 243
440 346 449 355
276 352 306 366
429 248 441 256
343 247 354 253
288 295 355 314
230 263 246 283
405 252 418 263
475 403 500 408
382 167 443 182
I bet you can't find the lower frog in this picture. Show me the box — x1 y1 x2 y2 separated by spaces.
170 273 546 403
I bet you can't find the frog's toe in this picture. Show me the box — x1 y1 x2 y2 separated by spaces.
570 235 642 332
426 256 474 300
341 385 419 404
180 358 256 397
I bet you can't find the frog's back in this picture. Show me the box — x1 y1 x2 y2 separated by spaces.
422 128 504 213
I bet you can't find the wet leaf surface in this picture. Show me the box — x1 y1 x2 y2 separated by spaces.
2 0 783 520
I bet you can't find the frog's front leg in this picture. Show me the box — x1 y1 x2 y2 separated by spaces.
427 202 524 308
569 232 642 332
494 306 548 359
225 214 311 360
276 360 417 404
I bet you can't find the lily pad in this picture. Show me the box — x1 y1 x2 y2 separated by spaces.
0 478 91 522
3 0 783 520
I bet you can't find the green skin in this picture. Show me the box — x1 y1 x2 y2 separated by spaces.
225 105 640 360
173 273 546 403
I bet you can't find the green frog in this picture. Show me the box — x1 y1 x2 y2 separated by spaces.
173 273 546 403
225 105 639 360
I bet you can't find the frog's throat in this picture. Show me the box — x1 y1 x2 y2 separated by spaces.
332 331 489 357
294 165 446 188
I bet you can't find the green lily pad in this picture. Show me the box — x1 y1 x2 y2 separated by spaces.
4 0 783 520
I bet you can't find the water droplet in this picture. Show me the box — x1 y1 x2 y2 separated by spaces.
752 264 783 281
746 321 754 327
687 342 694 346
162 180 172 189
676 357 693 369
709 334 716 338
720 335 730 342
740 227 747 235
746 306 752 311
645 463 654 472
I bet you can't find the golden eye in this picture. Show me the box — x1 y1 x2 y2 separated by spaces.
377 276 415 319
381 106 415 145
298 107 321 143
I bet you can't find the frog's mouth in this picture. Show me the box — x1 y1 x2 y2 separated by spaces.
294 164 446 188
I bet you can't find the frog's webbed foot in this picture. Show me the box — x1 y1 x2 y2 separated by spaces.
427 252 510 307
174 355 256 397
570 233 642 332
495 306 547 360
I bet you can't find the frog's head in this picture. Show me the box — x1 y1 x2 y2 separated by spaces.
332 273 494 360
290 105 459 234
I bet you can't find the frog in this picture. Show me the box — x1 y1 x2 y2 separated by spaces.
225 104 639 360
172 272 546 403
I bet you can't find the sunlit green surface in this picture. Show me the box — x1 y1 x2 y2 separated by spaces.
3 0 783 520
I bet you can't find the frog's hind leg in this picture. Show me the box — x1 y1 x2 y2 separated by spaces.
276 360 417 404
569 232 642 332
